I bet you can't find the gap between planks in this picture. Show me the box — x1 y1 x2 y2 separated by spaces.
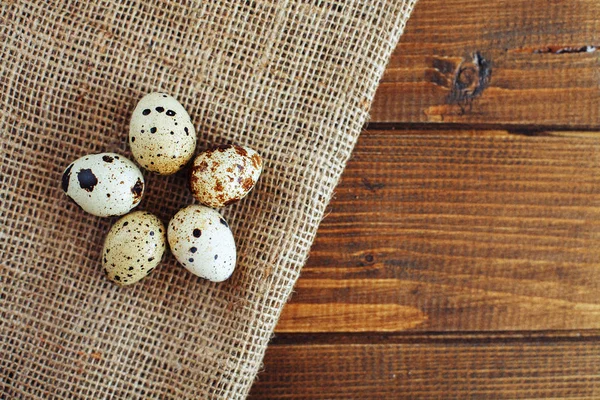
268 329 600 346
361 126 600 137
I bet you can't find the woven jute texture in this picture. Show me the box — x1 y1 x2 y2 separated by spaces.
0 1 416 398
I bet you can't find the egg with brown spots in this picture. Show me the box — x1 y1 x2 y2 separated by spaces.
102 211 166 286
61 153 144 217
129 92 197 175
168 205 236 282
189 144 262 208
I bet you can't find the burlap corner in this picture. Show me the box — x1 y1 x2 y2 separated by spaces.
0 1 416 398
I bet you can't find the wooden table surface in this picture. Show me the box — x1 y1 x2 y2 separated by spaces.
250 1 600 398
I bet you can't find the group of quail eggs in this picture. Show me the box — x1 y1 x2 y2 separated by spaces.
61 93 262 285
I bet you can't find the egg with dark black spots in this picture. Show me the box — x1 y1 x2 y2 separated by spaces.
129 92 197 175
189 144 262 208
167 205 236 282
61 153 145 217
102 211 166 286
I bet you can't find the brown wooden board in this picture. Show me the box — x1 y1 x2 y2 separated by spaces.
276 130 600 333
255 0 600 396
250 336 600 399
370 0 600 127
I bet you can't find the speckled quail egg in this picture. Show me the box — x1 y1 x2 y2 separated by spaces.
129 92 197 175
189 144 262 208
168 205 236 282
61 153 145 217
102 211 166 286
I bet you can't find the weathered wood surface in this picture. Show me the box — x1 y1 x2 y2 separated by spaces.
370 0 600 127
251 336 600 399
275 130 600 333
251 0 600 397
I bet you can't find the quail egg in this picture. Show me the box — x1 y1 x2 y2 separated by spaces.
102 211 166 286
168 205 236 282
61 153 144 217
129 92 197 175
189 144 262 208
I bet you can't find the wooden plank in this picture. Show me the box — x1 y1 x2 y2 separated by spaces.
276 130 600 333
250 338 600 399
370 0 600 127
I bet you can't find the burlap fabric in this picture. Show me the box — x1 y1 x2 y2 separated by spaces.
1 1 416 398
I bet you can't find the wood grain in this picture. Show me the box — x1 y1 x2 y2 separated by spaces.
370 0 600 127
276 130 600 333
256 1 600 397
250 338 600 399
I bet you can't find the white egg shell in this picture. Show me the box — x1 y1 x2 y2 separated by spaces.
102 211 166 286
61 153 144 217
129 92 197 175
168 205 236 282
190 144 263 208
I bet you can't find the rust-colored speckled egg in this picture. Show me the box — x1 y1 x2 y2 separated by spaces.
189 144 262 208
